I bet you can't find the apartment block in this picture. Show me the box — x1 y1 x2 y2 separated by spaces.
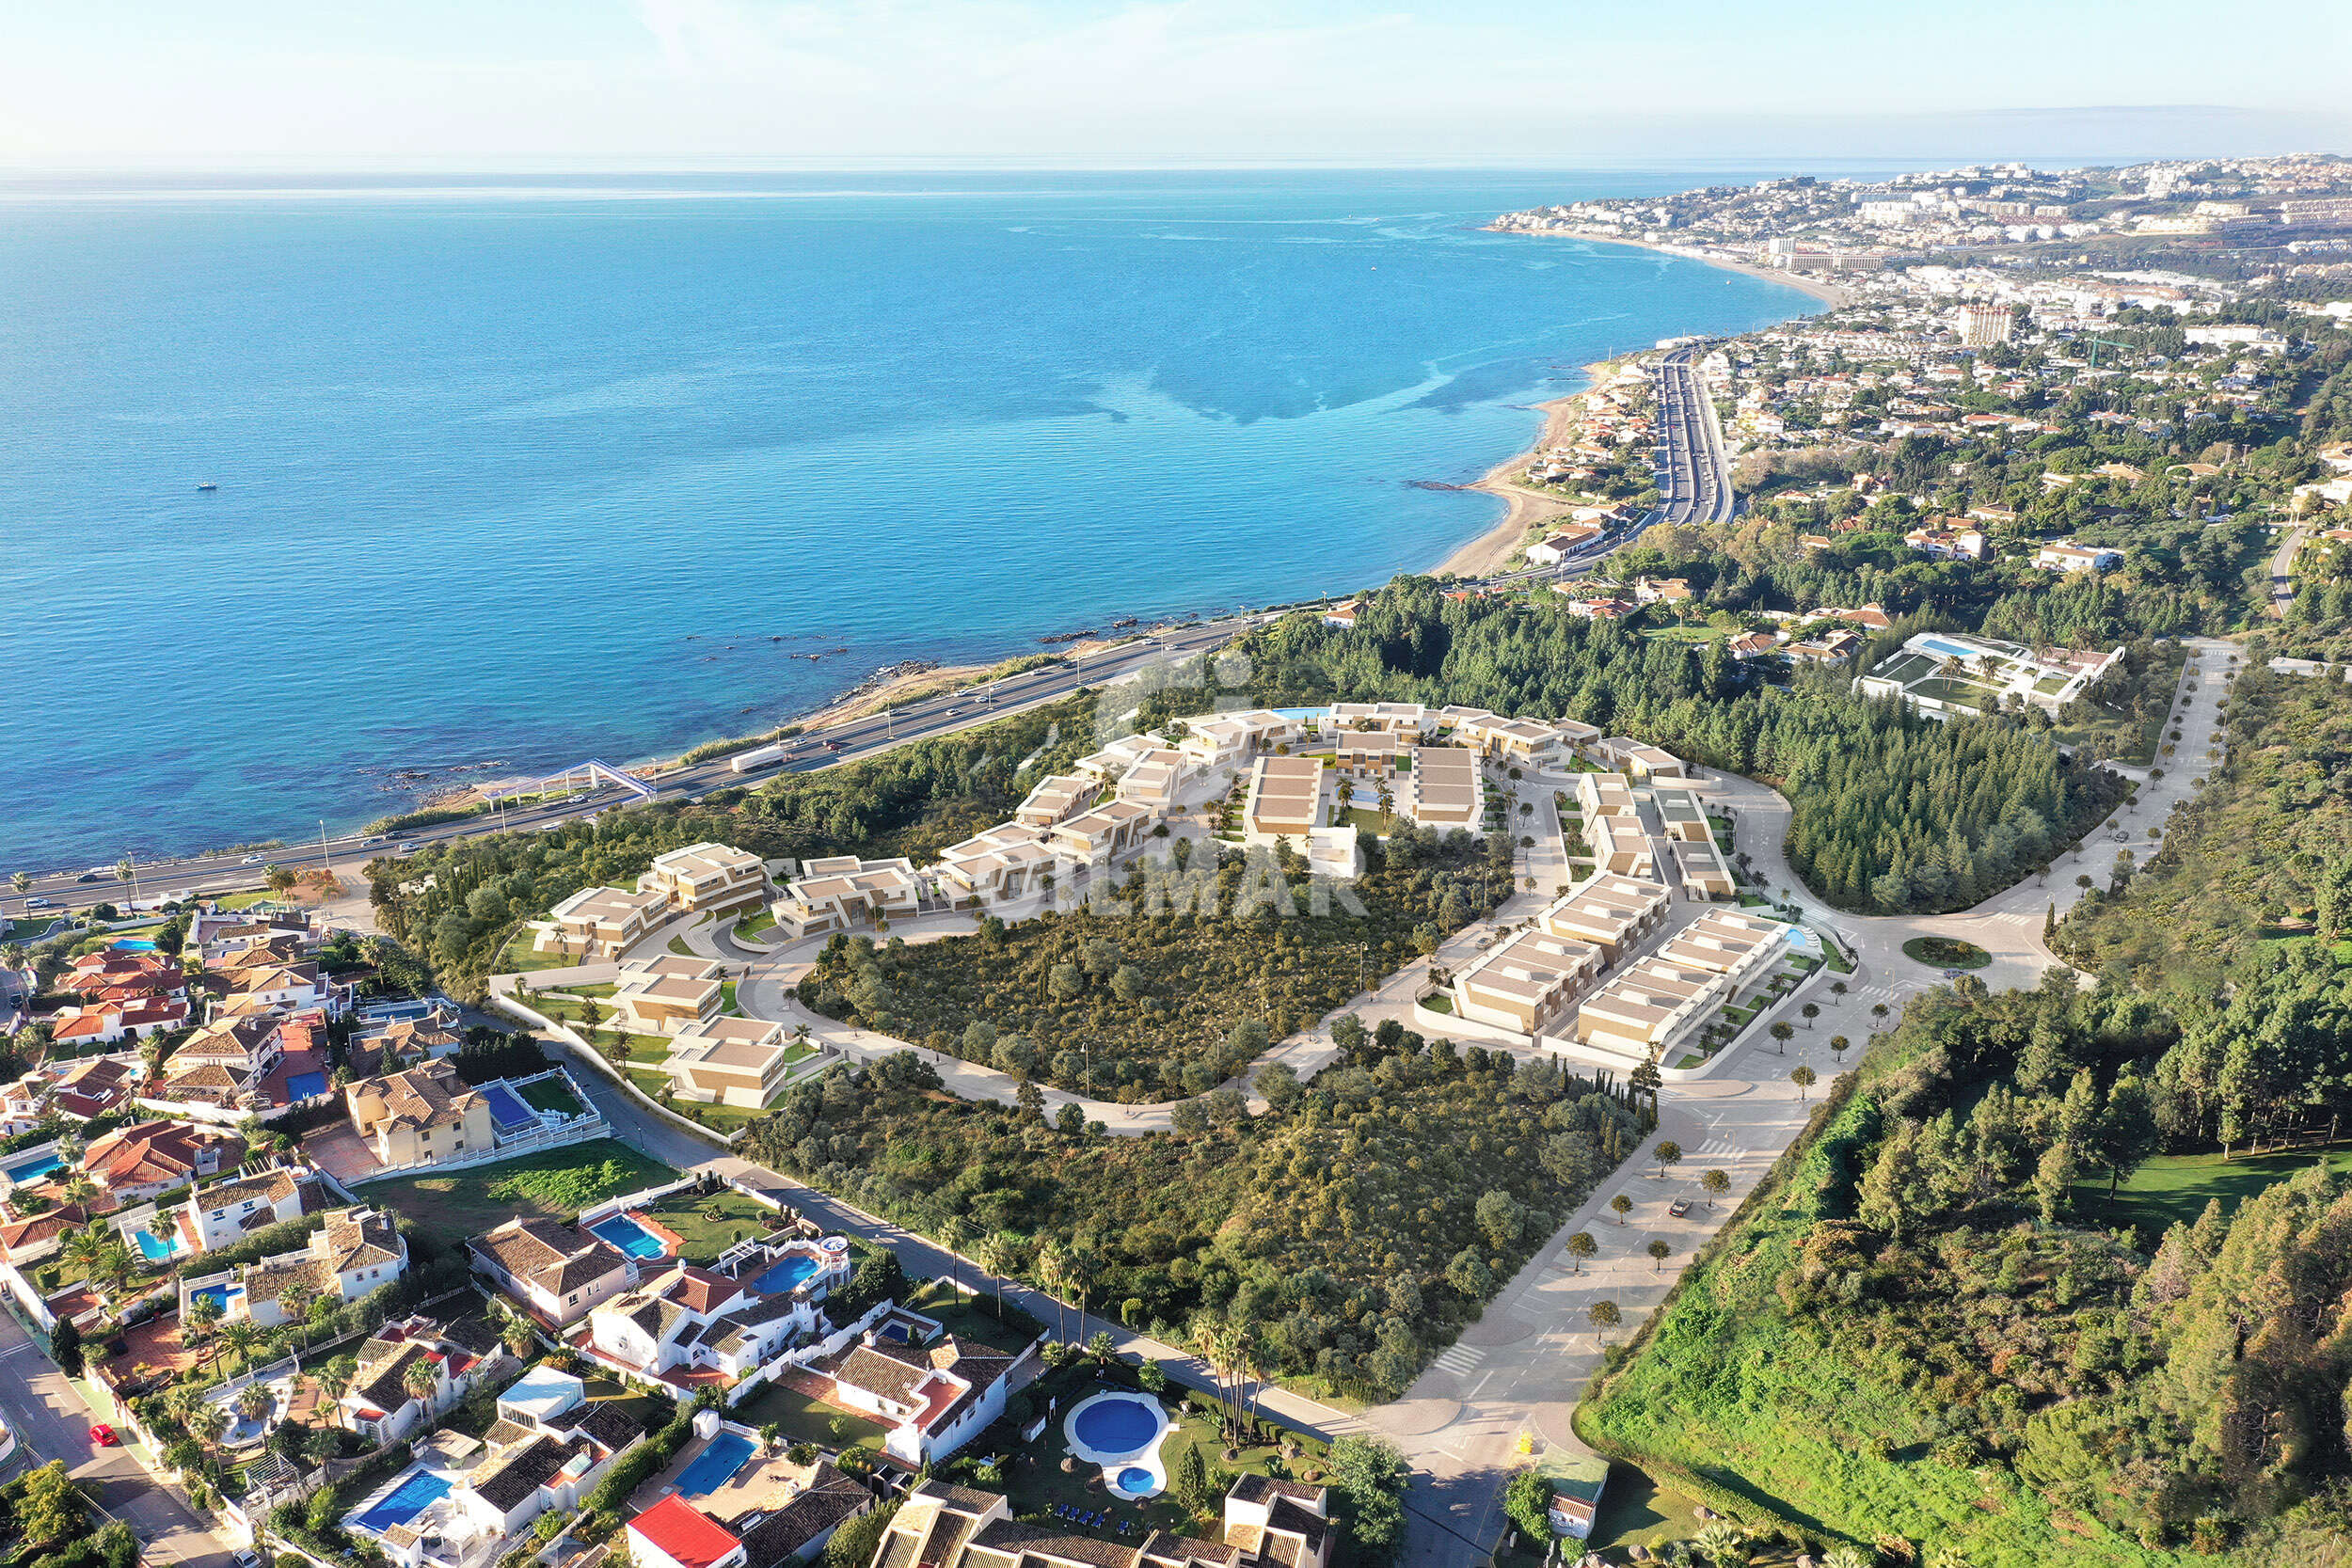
534 885 669 960
1584 812 1655 877
1331 730 1405 778
1574 772 1637 818
772 856 922 940
1177 709 1298 769
662 1017 796 1109
1446 711 1565 768
1593 737 1683 781
1541 874 1673 960
1013 775 1100 828
1653 790 1711 844
612 964 723 1037
935 824 1065 911
1669 836 1739 900
1243 755 1325 843
640 843 770 917
1326 702 1435 738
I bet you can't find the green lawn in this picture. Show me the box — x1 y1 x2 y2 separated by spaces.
374 1138 677 1251
1336 806 1391 834
1422 994 1454 1014
640 1187 783 1264
499 929 577 974
901 1277 1045 1356
668 936 695 957
730 1377 892 1450
2070 1142 2352 1243
1906 677 1991 711
1588 1461 1709 1558
737 909 777 940
517 1078 585 1117
990 1371 1303 1538
1900 936 1992 970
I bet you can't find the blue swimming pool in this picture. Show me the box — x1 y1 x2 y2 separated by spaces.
352 1468 454 1533
190 1283 241 1314
1118 1466 1155 1494
1919 637 1982 660
482 1083 536 1131
1071 1394 1161 1455
673 1432 756 1497
753 1254 819 1294
590 1213 670 1260
111 939 158 952
285 1070 328 1101
135 1228 180 1261
3 1153 61 1183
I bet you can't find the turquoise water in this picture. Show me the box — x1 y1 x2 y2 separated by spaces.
0 168 1823 867
590 1212 670 1260
3 1153 62 1182
753 1253 820 1294
674 1431 756 1496
135 1228 180 1261
352 1468 453 1533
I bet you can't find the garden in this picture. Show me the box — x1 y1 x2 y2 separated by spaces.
1898 935 1991 971
375 1139 676 1250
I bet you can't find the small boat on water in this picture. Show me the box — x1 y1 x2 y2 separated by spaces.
195 482 218 491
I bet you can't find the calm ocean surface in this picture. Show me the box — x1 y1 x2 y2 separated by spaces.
0 167 1823 867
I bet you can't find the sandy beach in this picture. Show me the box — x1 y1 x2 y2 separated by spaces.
1424 230 1844 578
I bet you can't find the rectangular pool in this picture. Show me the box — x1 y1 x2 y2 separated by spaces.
482 1083 537 1132
134 1228 180 1262
284 1070 328 1101
673 1432 755 1497
589 1213 670 1261
3 1154 62 1183
753 1253 819 1294
352 1468 454 1534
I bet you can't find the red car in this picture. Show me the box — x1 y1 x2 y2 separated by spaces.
88 1425 117 1447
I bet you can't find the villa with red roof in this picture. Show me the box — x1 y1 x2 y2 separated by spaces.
630 1496 749 1568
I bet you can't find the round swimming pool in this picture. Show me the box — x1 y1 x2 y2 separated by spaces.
1070 1394 1160 1456
1117 1466 1154 1494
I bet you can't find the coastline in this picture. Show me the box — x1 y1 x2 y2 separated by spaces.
1494 226 1852 310
1424 230 1843 578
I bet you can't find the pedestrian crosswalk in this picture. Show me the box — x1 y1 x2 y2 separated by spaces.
1430 1343 1486 1376
1693 1136 1736 1157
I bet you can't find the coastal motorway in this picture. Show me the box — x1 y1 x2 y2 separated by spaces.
5 613 1264 913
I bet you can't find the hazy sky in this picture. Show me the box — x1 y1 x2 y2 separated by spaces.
5 0 2347 166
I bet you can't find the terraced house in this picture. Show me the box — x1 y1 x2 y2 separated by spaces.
771 856 922 940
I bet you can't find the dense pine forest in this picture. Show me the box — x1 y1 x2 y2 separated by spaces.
1209 580 2122 912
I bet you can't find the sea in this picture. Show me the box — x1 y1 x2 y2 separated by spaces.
0 166 1833 869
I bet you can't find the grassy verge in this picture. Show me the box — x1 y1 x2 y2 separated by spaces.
2066 1140 2352 1244
518 1078 585 1117
500 928 579 974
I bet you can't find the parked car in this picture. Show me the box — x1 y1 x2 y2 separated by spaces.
87 1425 116 1447
1668 1197 1692 1218
1942 968 1967 979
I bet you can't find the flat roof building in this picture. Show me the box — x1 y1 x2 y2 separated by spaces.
1585 812 1655 878
641 843 770 917
1450 928 1607 1036
1574 773 1638 818
1541 874 1673 960
1405 747 1481 831
1243 756 1324 842
772 856 922 941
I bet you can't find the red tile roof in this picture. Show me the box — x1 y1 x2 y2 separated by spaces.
630 1497 742 1568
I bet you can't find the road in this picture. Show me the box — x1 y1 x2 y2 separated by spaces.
0 1308 233 1568
2269 522 2304 617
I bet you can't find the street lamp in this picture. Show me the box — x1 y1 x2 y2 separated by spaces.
320 818 335 880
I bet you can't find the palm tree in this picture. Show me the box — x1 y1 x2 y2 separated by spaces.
977 1233 1017 1321
937 1216 970 1302
237 1385 273 1429
217 1319 260 1374
0 942 26 975
402 1355 440 1414
8 872 29 901
185 1401 230 1462
492 1302 537 1359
